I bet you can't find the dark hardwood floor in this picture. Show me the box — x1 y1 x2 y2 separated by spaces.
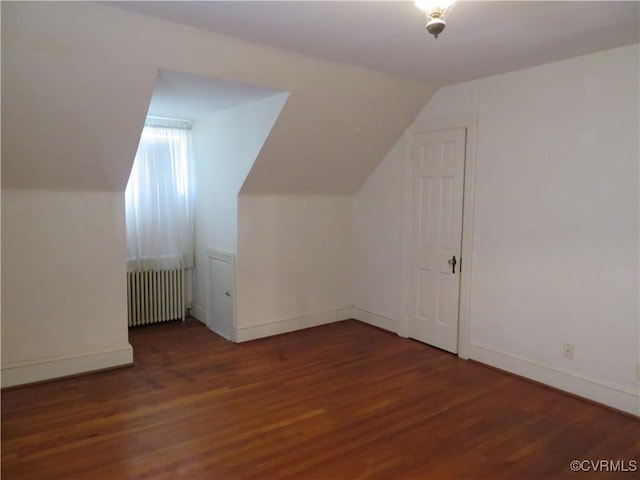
2 319 638 479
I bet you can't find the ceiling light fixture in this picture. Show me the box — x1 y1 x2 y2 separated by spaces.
415 0 457 39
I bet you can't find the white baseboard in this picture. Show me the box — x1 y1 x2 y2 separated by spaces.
350 307 398 334
234 308 352 343
468 342 640 417
1 345 134 388
190 303 206 324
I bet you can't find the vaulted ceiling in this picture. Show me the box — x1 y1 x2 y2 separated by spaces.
3 1 638 195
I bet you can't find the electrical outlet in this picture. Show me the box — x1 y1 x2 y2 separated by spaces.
563 343 574 360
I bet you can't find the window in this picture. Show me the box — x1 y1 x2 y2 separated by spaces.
125 121 194 271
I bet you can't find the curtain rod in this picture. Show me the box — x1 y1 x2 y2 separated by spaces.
145 115 193 130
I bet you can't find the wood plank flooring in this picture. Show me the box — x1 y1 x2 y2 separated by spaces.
2 320 638 479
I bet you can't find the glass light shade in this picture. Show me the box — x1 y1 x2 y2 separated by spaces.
415 0 457 15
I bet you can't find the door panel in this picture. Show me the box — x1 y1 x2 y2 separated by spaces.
408 128 466 353
208 255 233 340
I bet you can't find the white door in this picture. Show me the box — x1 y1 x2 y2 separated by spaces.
208 254 234 340
408 128 466 353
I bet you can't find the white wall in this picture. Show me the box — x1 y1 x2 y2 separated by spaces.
352 138 406 332
191 94 288 321
353 44 640 414
1 190 133 386
236 195 353 341
2 1 434 386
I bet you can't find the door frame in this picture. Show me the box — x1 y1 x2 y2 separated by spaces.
206 248 237 342
399 114 478 359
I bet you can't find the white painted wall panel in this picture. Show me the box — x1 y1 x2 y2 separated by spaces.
1 190 132 385
353 138 405 324
237 195 353 330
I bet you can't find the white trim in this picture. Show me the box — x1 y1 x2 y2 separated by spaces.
400 113 479 359
205 248 237 341
190 303 206 324
1 345 134 388
351 307 398 333
234 308 351 343
468 342 640 417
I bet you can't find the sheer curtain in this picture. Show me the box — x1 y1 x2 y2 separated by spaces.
125 124 194 272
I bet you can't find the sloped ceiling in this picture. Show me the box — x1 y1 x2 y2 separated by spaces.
103 1 640 85
2 2 437 194
147 69 286 120
1 4 157 191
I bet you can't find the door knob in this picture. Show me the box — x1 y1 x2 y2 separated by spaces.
448 255 457 274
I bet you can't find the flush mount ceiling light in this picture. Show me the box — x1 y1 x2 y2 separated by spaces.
415 0 457 39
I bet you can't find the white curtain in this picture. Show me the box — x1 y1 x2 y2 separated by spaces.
125 125 194 272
